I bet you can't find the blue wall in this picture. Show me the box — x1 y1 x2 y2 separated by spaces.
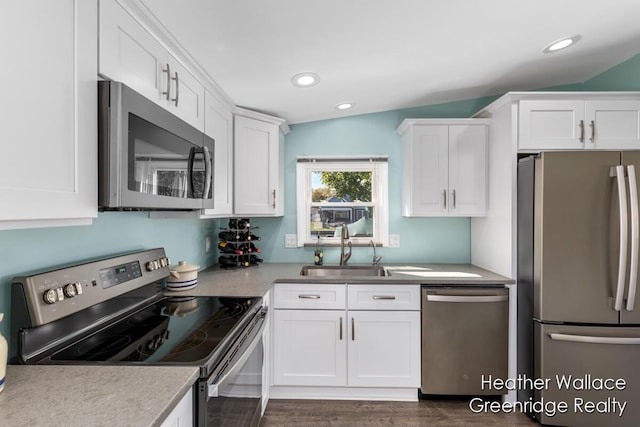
2 53 640 340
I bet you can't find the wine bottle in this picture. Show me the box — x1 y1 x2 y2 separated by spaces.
249 242 261 253
218 230 240 241
218 241 243 254
249 255 263 265
248 233 261 241
218 256 239 268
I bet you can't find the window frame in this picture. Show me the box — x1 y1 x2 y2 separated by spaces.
296 157 389 247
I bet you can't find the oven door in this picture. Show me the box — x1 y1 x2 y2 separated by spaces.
202 307 267 427
99 81 214 210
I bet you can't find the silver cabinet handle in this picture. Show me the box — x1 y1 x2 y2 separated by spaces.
549 333 640 345
452 189 456 209
373 295 396 300
426 295 508 303
589 120 595 143
443 189 447 209
339 316 343 340
351 317 355 341
162 64 171 101
298 294 320 299
578 119 585 142
171 71 179 107
272 189 276 209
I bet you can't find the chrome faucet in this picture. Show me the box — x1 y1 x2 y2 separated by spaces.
370 240 382 265
339 225 352 265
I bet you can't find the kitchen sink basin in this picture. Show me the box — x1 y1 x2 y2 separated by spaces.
299 265 389 277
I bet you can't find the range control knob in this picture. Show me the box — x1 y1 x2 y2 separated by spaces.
43 289 57 305
63 283 78 298
145 260 158 271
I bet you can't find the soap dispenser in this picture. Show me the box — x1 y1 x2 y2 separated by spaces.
0 313 6 392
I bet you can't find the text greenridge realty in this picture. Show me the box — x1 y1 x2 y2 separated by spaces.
469 374 628 418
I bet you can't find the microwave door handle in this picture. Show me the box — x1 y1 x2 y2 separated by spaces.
187 146 197 198
207 309 267 398
203 146 212 199
612 165 628 312
627 165 639 311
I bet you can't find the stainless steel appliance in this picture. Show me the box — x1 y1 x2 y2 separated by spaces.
518 151 640 426
420 286 508 395
10 248 266 427
99 81 214 210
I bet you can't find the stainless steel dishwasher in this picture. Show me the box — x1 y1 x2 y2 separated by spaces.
421 286 508 395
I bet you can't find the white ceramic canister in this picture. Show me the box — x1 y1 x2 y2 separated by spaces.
166 260 200 291
0 313 7 392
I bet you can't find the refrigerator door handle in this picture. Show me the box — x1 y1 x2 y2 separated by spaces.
627 165 639 311
611 165 628 312
549 332 640 345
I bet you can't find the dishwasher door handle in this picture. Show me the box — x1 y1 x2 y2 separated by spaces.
426 295 508 303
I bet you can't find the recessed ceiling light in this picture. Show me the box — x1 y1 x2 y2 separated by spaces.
335 102 354 111
291 72 319 88
543 35 581 53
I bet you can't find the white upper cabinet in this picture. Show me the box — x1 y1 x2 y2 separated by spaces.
398 119 488 217
201 90 234 217
99 0 205 130
519 98 640 150
234 109 288 216
0 0 97 229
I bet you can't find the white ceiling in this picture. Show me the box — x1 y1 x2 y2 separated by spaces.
139 0 640 124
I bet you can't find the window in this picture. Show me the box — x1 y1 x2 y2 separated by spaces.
296 156 389 246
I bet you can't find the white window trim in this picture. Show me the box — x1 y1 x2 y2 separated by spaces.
296 157 389 247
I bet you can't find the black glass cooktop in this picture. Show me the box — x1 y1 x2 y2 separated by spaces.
49 296 261 368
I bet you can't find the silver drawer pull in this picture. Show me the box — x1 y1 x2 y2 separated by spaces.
298 294 320 299
426 295 508 303
373 295 396 300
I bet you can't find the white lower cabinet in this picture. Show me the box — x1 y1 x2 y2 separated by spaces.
271 284 420 395
348 310 420 388
273 309 347 386
160 387 193 427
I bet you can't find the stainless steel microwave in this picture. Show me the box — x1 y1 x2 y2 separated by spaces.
98 81 214 210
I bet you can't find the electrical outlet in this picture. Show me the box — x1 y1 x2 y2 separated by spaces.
389 234 400 248
285 234 297 248
205 236 211 252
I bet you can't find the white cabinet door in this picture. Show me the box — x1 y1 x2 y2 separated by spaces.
0 0 97 228
402 125 449 216
400 121 487 217
518 100 585 150
166 54 205 130
99 0 165 104
347 311 421 388
202 90 233 217
99 0 205 131
519 99 640 150
159 387 193 427
586 100 640 149
234 115 283 216
272 310 346 386
448 125 487 216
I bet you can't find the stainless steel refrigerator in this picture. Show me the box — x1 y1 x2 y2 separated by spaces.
518 151 640 427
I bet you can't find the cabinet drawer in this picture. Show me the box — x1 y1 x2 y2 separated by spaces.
347 285 420 310
274 284 346 309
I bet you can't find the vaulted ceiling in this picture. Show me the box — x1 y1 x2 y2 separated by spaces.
140 0 640 124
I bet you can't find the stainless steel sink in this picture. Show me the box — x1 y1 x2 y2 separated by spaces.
299 265 389 277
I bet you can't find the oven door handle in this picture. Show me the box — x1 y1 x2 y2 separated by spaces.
207 308 267 398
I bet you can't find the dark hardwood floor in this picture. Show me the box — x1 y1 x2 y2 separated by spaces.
261 398 538 426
